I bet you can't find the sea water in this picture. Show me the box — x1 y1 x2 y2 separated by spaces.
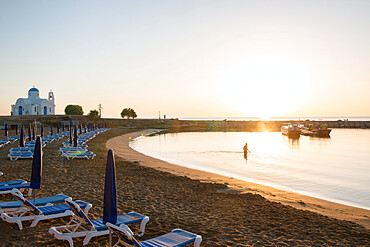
130 129 370 209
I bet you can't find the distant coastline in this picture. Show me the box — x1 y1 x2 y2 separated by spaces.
0 115 369 132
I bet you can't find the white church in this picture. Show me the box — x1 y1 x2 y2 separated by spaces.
11 87 55 116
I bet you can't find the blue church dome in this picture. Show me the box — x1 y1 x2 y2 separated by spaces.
29 87 39 92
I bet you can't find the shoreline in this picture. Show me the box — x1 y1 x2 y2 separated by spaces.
106 129 370 229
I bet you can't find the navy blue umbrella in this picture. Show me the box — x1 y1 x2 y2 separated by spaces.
57 124 60 134
62 123 65 132
79 124 82 135
103 149 117 224
103 149 117 246
19 126 25 148
50 125 53 136
73 125 78 147
16 124 18 135
4 124 8 137
32 126 36 141
30 136 42 202
28 124 32 141
40 124 44 138
69 126 73 144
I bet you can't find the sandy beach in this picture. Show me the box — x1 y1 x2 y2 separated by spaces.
0 127 369 246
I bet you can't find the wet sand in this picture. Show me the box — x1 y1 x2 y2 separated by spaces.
0 127 369 246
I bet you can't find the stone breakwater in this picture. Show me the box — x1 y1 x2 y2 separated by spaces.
0 115 369 132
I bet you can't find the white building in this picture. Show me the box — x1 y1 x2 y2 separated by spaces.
11 87 55 116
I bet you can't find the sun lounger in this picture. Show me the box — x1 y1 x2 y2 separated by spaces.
0 190 91 230
0 179 27 187
8 152 34 161
24 142 47 148
9 147 34 153
8 136 20 142
60 148 88 153
0 193 70 212
62 143 88 148
49 199 149 247
62 151 96 160
0 182 32 196
0 139 11 146
106 223 202 247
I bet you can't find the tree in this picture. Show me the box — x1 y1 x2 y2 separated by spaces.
121 108 137 119
64 105 84 115
88 109 100 119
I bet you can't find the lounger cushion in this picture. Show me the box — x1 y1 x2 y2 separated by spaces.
0 179 26 186
92 212 146 231
0 183 30 191
140 229 199 247
0 194 70 209
39 200 89 215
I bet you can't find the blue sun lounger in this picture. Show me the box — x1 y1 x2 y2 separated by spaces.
0 139 10 146
49 199 149 247
9 147 35 152
0 190 91 230
0 179 27 187
0 193 70 212
7 136 20 142
0 181 32 196
62 151 96 160
60 147 88 153
8 152 34 161
106 223 202 247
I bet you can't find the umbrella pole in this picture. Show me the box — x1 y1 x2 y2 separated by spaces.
33 189 36 203
109 230 112 247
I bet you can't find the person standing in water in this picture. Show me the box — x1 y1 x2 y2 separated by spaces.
243 143 250 158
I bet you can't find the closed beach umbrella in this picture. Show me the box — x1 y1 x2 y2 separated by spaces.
62 123 65 132
16 124 18 135
32 126 36 141
69 126 73 144
73 125 78 147
28 124 32 141
57 124 60 134
103 149 117 246
30 136 42 202
4 124 8 137
19 126 25 148
40 124 44 138
50 125 53 136
79 124 82 135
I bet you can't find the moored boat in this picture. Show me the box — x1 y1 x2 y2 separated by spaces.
281 123 301 138
301 123 332 137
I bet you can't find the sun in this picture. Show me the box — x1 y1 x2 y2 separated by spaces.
218 55 312 118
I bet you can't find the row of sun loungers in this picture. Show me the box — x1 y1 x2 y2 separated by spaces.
8 141 47 161
0 136 201 247
60 128 110 160
0 187 201 247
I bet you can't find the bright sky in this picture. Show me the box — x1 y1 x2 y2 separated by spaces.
1 0 369 118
